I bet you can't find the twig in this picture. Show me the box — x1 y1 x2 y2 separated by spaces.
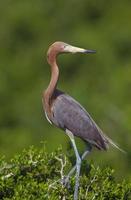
85 167 99 197
55 155 67 183
48 155 67 190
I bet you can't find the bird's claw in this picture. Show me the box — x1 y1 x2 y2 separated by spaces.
61 176 71 189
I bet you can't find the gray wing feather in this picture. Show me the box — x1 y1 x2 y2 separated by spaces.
51 93 109 150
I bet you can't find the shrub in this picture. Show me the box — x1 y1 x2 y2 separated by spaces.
0 146 131 199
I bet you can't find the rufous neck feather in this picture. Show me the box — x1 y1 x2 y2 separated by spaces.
44 51 59 114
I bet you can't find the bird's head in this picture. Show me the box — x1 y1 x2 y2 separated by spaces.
47 41 96 64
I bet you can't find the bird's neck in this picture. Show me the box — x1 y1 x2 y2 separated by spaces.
43 61 59 112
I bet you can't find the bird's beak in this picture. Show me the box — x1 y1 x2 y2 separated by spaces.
64 44 96 54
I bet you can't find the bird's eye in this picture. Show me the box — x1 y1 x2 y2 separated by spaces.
64 44 68 49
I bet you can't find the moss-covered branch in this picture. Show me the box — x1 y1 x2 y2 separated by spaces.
0 146 131 200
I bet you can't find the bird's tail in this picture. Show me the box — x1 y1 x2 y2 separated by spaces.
104 134 126 154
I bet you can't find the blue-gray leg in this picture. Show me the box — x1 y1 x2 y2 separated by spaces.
66 129 81 200
64 148 91 186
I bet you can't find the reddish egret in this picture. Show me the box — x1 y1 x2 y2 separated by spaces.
43 41 124 200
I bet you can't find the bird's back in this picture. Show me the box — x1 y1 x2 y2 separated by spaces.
51 89 109 150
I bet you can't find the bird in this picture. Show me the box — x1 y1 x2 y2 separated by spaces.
42 41 124 200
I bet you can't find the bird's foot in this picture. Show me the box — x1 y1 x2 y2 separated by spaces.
61 164 77 189
61 176 71 189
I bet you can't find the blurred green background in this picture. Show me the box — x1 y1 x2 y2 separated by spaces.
0 0 131 179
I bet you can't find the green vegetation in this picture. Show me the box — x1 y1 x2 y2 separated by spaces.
0 146 131 199
0 0 131 182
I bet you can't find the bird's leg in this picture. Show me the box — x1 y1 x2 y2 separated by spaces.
66 130 81 200
63 148 91 186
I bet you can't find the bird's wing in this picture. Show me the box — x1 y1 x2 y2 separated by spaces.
51 93 109 150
